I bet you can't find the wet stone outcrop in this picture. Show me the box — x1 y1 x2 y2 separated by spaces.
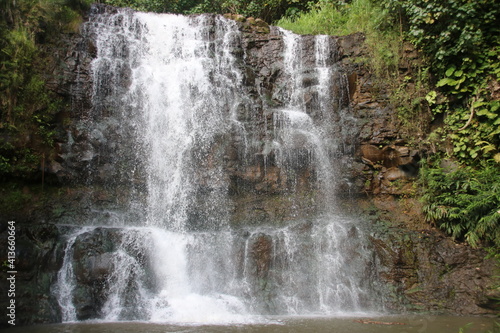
68 228 156 320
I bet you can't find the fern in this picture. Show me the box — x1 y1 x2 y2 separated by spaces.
421 159 500 249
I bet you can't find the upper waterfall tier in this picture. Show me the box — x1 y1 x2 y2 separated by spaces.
67 5 358 229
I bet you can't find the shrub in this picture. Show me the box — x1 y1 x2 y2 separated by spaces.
421 159 500 249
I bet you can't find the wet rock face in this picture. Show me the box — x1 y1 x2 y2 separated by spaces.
44 7 419 198
246 233 275 313
251 233 273 279
364 196 499 316
50 7 357 200
336 33 429 196
71 228 117 320
49 8 356 228
371 227 498 315
0 224 64 328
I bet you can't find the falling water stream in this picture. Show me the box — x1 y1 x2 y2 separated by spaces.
54 5 381 326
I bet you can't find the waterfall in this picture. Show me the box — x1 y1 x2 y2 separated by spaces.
53 227 92 322
55 5 380 323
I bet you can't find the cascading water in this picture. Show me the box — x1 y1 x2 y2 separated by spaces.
55 5 381 324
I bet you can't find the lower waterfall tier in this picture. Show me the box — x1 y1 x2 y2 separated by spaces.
55 214 379 322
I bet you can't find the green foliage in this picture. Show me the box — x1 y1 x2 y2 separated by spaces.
0 28 37 124
437 47 500 163
100 0 307 22
0 182 33 213
288 0 487 163
189 0 308 22
383 0 499 72
0 0 82 180
421 159 500 249
383 0 500 165
276 0 400 76
0 143 40 177
458 323 473 333
381 0 500 251
102 0 195 13
278 0 390 35
390 67 432 141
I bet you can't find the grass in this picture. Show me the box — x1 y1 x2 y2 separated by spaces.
276 0 401 77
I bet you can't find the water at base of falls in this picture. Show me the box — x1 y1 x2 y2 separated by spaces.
55 5 381 324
